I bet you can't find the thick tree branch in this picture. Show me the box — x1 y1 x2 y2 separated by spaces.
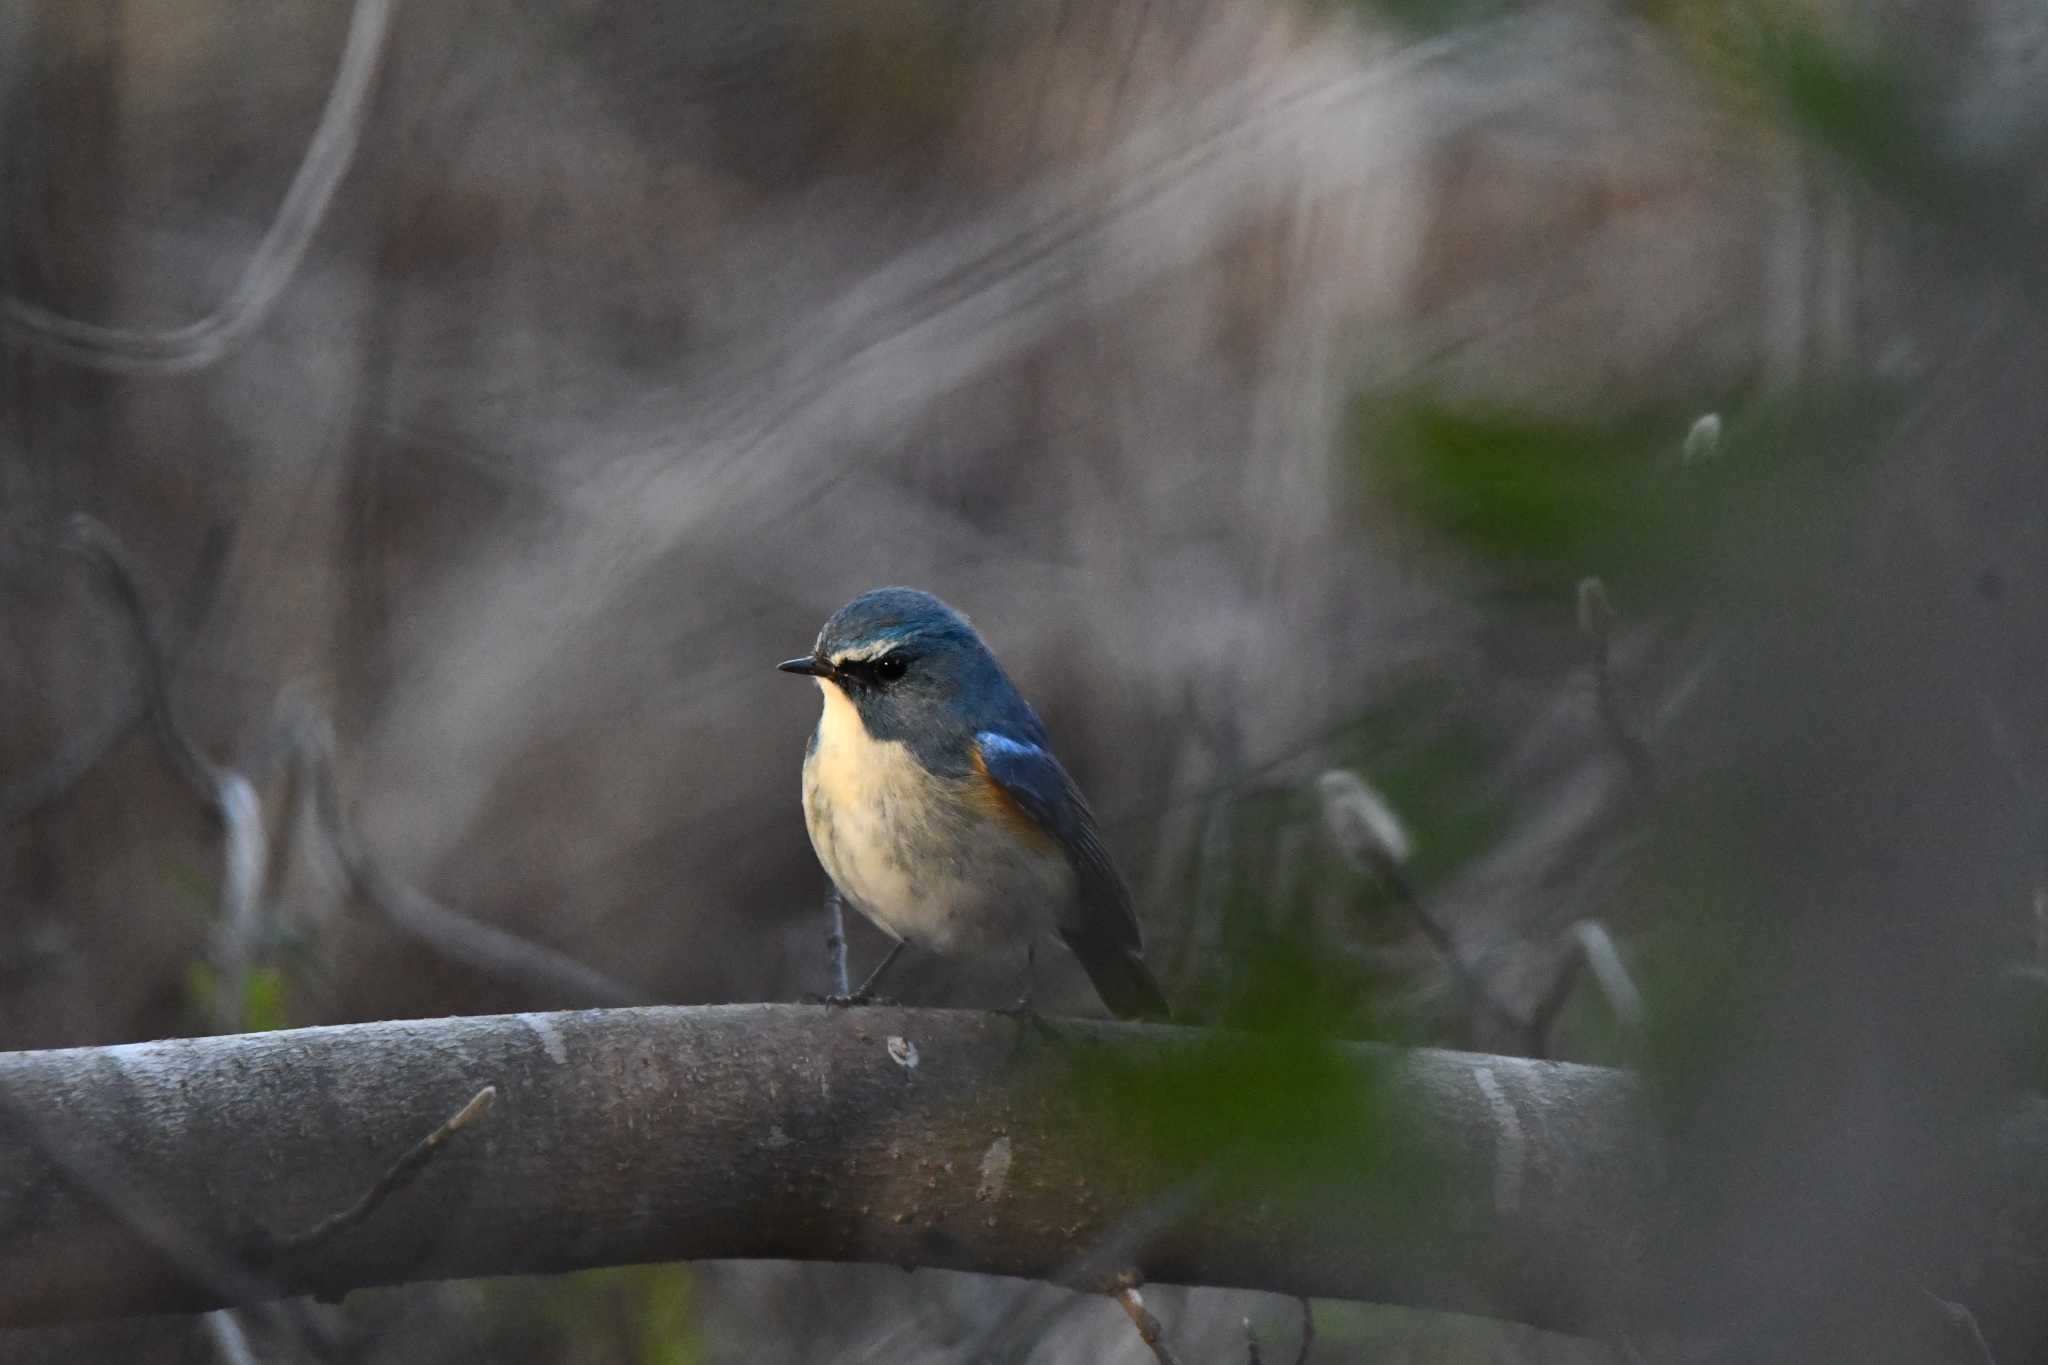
0 1006 1646 1332
0 1006 2036 1338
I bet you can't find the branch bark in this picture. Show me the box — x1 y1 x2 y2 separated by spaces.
0 1006 1666 1333
9 1006 2040 1342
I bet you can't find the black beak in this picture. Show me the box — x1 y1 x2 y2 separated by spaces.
778 656 832 678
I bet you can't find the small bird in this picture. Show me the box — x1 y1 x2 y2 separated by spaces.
779 588 1170 1020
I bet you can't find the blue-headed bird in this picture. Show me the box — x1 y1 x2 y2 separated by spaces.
779 588 1170 1020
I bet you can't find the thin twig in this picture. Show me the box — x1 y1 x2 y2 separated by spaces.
0 520 232 824
1383 865 1524 1044
0 698 141 825
4 0 394 373
1577 578 1652 784
15 519 610 1032
8 1078 491 1325
1524 920 1644 1058
279 700 643 1007
946 1178 1209 1363
1113 1285 1184 1365
58 517 274 1030
1525 945 1585 1060
1293 1296 1314 1365
1918 1287 1999 1365
267 1085 496 1257
1569 921 1644 1032
1318 769 1521 1044
67 516 225 802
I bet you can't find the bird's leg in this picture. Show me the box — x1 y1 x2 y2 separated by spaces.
999 940 1059 1039
824 889 850 998
822 937 907 1007
854 938 908 999
1009 939 1037 1013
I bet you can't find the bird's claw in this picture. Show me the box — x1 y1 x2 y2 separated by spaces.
810 991 897 1008
998 996 1060 1039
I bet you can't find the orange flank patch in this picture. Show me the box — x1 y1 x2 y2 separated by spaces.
968 745 1059 850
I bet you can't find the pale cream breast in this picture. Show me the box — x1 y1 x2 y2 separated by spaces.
801 679 1073 955
802 680 929 933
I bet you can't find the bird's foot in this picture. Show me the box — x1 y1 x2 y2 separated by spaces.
809 990 898 1008
997 995 1061 1040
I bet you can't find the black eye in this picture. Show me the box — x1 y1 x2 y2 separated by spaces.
873 653 908 683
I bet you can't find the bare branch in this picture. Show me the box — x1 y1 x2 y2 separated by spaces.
1569 921 1645 1033
0 1006 1674 1331
0 520 231 825
1317 768 1523 1043
1919 1287 1999 1365
1525 945 1586 1060
1383 865 1526 1043
49 517 275 1029
64 515 223 802
278 701 644 1007
6 519 633 1015
944 1178 1210 1363
5 1007 2037 1340
1525 919 1645 1059
1113 1284 1184 1365
267 1086 496 1257
2 0 393 374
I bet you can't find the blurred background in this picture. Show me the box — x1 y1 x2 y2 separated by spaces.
5 0 2047 1360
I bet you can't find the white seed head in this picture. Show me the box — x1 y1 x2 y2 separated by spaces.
1682 411 1722 465
1315 769 1413 873
1570 920 1646 1029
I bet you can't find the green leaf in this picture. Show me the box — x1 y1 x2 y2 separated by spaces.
241 965 290 1034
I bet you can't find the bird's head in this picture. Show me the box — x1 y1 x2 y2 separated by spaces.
778 588 1018 751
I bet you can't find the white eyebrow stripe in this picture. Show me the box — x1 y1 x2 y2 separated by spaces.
975 731 1045 760
829 639 901 665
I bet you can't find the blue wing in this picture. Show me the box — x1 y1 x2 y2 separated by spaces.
972 731 1169 1019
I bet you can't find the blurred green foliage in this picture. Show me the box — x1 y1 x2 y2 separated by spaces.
182 962 291 1033
1752 17 1912 167
1060 991 1435 1218
481 1264 702 1365
1623 2 1919 175
1355 381 1908 603
240 965 291 1033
